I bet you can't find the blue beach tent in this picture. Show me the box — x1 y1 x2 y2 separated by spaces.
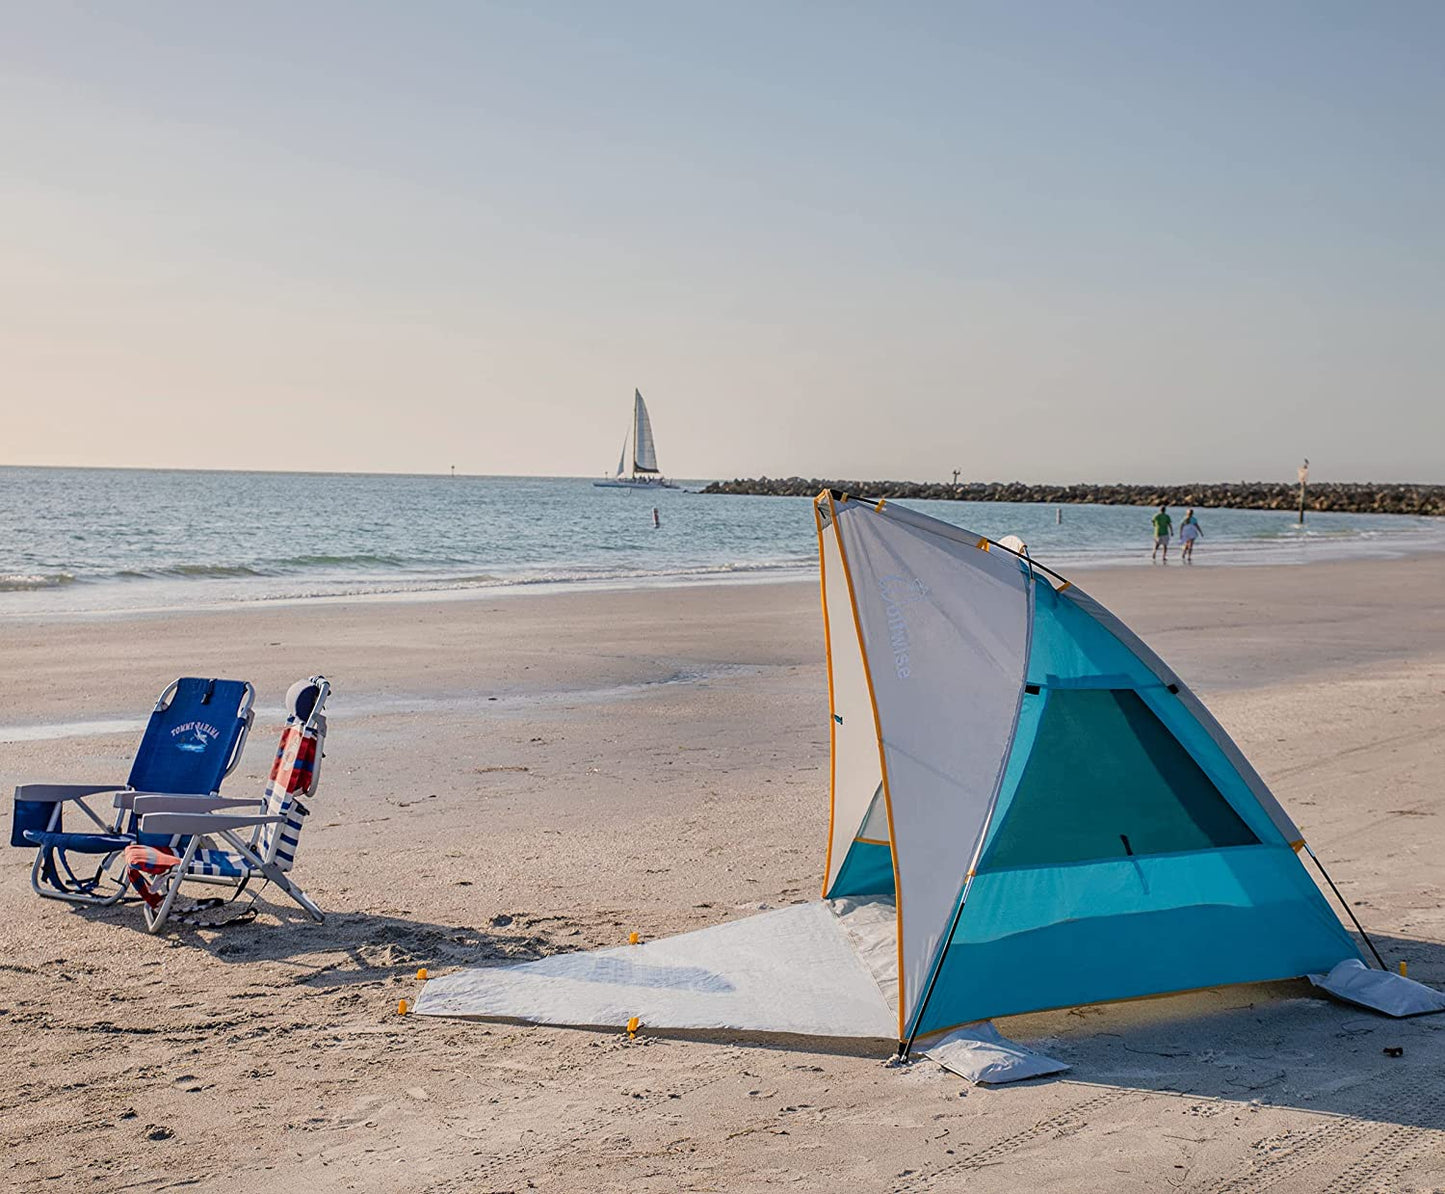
814 492 1364 1049
412 494 1371 1047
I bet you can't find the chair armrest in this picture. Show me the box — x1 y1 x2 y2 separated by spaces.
129 795 263 815
138 812 284 835
14 783 126 804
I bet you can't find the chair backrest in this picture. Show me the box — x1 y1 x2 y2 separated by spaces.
127 677 255 796
257 677 329 871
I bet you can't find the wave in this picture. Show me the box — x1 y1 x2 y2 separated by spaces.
0 557 815 614
487 559 816 585
117 563 269 580
112 553 454 581
0 572 77 592
99 554 817 589
264 552 420 570
1234 525 1370 542
201 558 819 606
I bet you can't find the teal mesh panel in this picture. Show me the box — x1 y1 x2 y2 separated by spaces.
828 840 895 898
982 688 1257 870
981 581 1286 849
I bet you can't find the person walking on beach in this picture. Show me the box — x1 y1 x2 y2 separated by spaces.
1180 508 1202 562
1151 504 1173 562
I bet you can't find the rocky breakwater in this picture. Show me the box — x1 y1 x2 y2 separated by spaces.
701 478 1445 516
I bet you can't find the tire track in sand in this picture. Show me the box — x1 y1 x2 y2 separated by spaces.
1210 1071 1445 1194
889 1089 1134 1193
1315 1083 1445 1194
421 1044 741 1192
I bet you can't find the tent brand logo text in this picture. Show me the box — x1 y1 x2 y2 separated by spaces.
878 575 928 680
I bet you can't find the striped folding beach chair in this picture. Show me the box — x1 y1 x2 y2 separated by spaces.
123 676 331 932
10 678 254 906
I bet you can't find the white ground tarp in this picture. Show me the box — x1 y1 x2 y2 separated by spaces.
414 902 896 1040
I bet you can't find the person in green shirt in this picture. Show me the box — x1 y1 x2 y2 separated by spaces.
1151 505 1173 562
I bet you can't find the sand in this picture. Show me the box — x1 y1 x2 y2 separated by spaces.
2 556 1444 1192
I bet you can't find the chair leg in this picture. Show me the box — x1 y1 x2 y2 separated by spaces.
218 831 324 924
140 836 324 931
258 860 324 923
144 836 200 934
30 850 53 899
30 849 133 906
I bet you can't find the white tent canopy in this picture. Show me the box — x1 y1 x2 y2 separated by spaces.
817 492 1033 1040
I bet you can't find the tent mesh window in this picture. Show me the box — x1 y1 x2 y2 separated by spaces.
981 688 1259 870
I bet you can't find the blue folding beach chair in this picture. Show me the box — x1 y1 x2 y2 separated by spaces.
10 677 255 905
125 676 330 932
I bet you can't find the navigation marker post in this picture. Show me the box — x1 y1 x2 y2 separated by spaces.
1298 459 1309 525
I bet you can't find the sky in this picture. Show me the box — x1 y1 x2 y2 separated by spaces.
2 1 1442 483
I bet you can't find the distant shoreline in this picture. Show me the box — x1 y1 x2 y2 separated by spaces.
701 478 1445 516
5 472 1444 621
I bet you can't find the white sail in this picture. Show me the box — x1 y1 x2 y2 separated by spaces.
594 388 677 488
632 389 659 474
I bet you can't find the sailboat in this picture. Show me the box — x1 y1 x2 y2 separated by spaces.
594 389 679 488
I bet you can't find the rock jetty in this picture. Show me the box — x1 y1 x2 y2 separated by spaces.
700 478 1445 516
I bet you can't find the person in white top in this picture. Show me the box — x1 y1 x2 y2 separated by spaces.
1179 508 1202 562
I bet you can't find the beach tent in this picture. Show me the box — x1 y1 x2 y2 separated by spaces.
815 491 1362 1048
417 491 1366 1050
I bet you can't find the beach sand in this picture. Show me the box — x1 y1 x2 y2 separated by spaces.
2 557 1444 1192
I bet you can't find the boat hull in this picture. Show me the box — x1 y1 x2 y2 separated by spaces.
593 478 679 489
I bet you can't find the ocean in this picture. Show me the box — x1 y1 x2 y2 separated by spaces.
3 467 1443 616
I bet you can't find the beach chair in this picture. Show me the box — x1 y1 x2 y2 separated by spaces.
124 676 330 932
10 677 255 906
